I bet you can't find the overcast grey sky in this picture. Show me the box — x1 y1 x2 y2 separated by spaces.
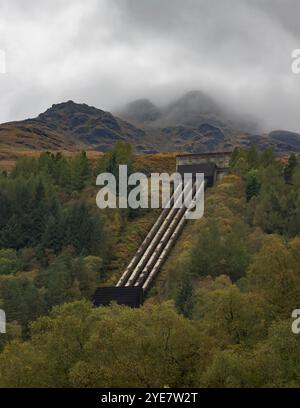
0 0 300 131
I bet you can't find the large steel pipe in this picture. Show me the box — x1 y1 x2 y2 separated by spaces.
142 179 205 291
134 181 196 287
116 182 182 287
125 180 192 287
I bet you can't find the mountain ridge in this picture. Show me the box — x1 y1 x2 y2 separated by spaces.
0 93 300 158
0 100 149 153
117 90 257 133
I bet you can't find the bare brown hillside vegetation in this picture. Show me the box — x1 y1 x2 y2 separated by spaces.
1 93 300 166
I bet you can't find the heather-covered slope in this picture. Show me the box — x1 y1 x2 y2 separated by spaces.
1 94 300 158
0 101 148 152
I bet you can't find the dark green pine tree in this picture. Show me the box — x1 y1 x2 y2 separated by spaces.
29 180 47 247
42 254 74 310
284 153 297 184
0 214 24 249
0 191 11 230
62 202 94 255
175 272 195 318
246 169 261 201
247 145 259 169
70 151 91 191
40 210 65 255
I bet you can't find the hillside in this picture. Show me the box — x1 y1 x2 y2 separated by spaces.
118 90 300 154
0 101 149 153
1 93 300 166
0 147 300 388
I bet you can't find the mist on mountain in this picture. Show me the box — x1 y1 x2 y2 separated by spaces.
117 90 260 133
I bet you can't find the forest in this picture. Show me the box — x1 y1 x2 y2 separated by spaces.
0 143 299 387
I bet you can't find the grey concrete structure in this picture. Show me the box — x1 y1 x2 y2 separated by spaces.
176 151 232 182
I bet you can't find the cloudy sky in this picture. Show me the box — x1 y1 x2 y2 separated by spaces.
0 0 300 131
